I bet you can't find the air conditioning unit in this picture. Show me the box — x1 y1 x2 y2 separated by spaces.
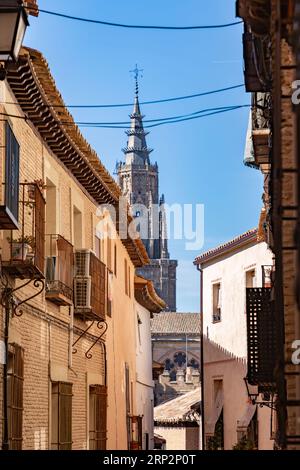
74 276 92 310
74 249 95 276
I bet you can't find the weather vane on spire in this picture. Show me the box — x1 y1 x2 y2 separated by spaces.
130 64 143 95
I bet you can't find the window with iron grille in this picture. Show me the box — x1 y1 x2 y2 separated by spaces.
51 382 73 450
7 343 24 450
89 385 107 450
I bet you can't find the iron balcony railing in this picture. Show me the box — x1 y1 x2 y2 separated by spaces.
1 182 45 280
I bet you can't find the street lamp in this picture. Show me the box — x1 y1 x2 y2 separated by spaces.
0 0 29 80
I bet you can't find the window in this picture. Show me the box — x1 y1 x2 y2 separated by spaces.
107 269 113 317
45 179 57 235
51 382 72 450
114 244 117 276
7 343 24 450
213 283 222 322
246 269 256 288
128 266 131 298
94 232 101 260
89 385 107 450
0 122 20 229
107 225 112 271
124 258 128 295
73 206 82 249
137 314 142 346
125 364 131 449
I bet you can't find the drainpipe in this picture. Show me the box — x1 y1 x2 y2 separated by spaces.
197 264 205 451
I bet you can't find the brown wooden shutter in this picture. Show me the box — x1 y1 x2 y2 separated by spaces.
7 343 24 450
51 382 72 450
56 235 73 290
34 185 45 274
90 252 106 320
0 122 20 229
89 385 107 450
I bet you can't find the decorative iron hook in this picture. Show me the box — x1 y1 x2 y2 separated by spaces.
85 320 108 360
13 279 45 317
72 321 95 355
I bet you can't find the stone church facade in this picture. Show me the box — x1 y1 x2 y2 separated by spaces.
117 81 177 311
151 313 201 405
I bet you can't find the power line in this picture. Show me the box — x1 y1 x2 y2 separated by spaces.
0 105 250 129
64 105 249 126
73 106 251 129
34 8 243 31
0 84 245 109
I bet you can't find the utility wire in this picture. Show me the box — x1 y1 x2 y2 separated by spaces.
63 105 249 126
34 8 243 30
0 84 245 109
0 105 250 129
70 106 250 129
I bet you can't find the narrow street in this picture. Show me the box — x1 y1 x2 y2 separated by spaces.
0 0 299 459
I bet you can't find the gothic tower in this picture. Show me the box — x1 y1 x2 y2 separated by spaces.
117 75 177 311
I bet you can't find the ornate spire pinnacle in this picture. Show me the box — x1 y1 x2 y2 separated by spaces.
130 64 143 97
122 66 153 165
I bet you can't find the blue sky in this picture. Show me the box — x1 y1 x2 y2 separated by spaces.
25 0 262 312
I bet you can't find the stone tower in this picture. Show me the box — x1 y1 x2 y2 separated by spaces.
117 78 177 311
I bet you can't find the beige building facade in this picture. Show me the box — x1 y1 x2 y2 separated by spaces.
0 46 151 450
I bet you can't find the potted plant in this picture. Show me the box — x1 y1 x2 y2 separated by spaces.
9 235 35 261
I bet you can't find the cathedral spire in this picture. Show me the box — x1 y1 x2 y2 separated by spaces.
122 65 153 165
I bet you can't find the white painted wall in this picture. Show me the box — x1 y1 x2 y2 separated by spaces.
135 302 155 449
202 241 273 358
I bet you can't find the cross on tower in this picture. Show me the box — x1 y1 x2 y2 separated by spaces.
130 64 143 95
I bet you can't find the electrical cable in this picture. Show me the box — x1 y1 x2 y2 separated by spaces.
0 84 245 109
34 8 243 31
63 105 248 126
0 105 250 130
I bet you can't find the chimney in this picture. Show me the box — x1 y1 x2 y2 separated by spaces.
191 369 200 385
176 369 185 385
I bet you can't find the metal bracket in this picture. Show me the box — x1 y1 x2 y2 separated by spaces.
0 275 45 317
72 319 108 359
244 377 277 411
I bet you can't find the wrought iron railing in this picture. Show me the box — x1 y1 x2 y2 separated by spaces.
1 182 45 279
252 92 271 131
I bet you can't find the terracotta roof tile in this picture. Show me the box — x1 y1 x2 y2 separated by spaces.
151 312 200 335
154 387 201 423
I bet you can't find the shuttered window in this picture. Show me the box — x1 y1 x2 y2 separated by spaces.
51 382 72 450
5 122 20 224
7 343 24 450
89 385 107 450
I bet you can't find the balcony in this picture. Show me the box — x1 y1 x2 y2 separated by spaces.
74 250 106 321
251 93 271 166
45 235 74 306
1 183 45 280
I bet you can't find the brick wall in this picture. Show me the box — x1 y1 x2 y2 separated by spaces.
0 79 137 450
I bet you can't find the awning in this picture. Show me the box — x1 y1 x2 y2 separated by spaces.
237 403 257 431
205 390 224 436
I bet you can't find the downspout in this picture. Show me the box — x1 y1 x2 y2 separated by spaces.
197 264 205 451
